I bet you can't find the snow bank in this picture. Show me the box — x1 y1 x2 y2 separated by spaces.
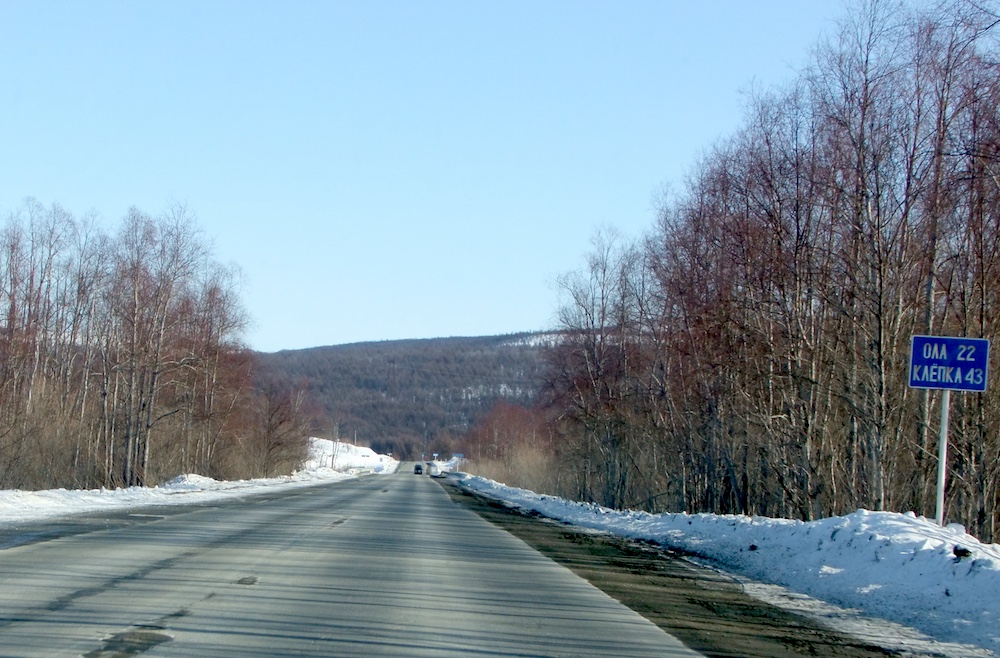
459 474 1000 656
0 470 353 524
0 438 394 525
303 438 399 473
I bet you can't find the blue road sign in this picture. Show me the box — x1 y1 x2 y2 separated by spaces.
909 335 990 392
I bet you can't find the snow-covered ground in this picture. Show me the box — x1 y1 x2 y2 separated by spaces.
458 474 1000 657
0 439 397 525
1 440 997 656
301 437 399 473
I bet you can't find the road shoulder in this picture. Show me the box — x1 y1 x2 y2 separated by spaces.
441 480 893 658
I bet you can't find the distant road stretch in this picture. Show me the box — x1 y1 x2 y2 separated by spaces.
0 469 702 657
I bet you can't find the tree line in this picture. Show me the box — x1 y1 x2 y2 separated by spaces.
0 199 310 490
256 334 547 460
496 0 1000 542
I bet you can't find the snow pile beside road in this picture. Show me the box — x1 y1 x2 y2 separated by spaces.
302 438 398 473
459 474 1000 656
0 469 354 525
0 438 394 525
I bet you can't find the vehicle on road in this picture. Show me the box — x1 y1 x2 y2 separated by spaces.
413 464 423 474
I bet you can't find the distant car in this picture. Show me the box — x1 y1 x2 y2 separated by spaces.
413 464 423 474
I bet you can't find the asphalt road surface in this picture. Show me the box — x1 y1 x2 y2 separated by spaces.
0 469 702 657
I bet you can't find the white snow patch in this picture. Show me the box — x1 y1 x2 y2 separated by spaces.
302 438 399 473
0 438 395 525
457 474 1000 657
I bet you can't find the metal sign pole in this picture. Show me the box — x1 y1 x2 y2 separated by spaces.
935 389 950 527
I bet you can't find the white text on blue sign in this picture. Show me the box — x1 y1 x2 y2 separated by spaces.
909 336 990 392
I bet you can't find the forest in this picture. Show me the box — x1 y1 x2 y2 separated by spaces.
0 200 310 491
0 197 546 490
495 0 1000 543
256 334 548 460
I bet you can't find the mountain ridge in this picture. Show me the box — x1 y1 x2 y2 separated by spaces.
255 332 553 458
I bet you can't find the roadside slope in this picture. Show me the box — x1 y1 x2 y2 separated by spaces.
442 481 900 658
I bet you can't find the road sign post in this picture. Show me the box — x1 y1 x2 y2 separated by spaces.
934 388 950 528
909 335 990 526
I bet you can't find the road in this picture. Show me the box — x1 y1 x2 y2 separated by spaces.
0 469 701 657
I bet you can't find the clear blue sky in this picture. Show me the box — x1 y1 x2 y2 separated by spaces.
1 1 845 353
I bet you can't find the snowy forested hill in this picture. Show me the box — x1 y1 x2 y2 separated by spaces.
256 333 552 458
